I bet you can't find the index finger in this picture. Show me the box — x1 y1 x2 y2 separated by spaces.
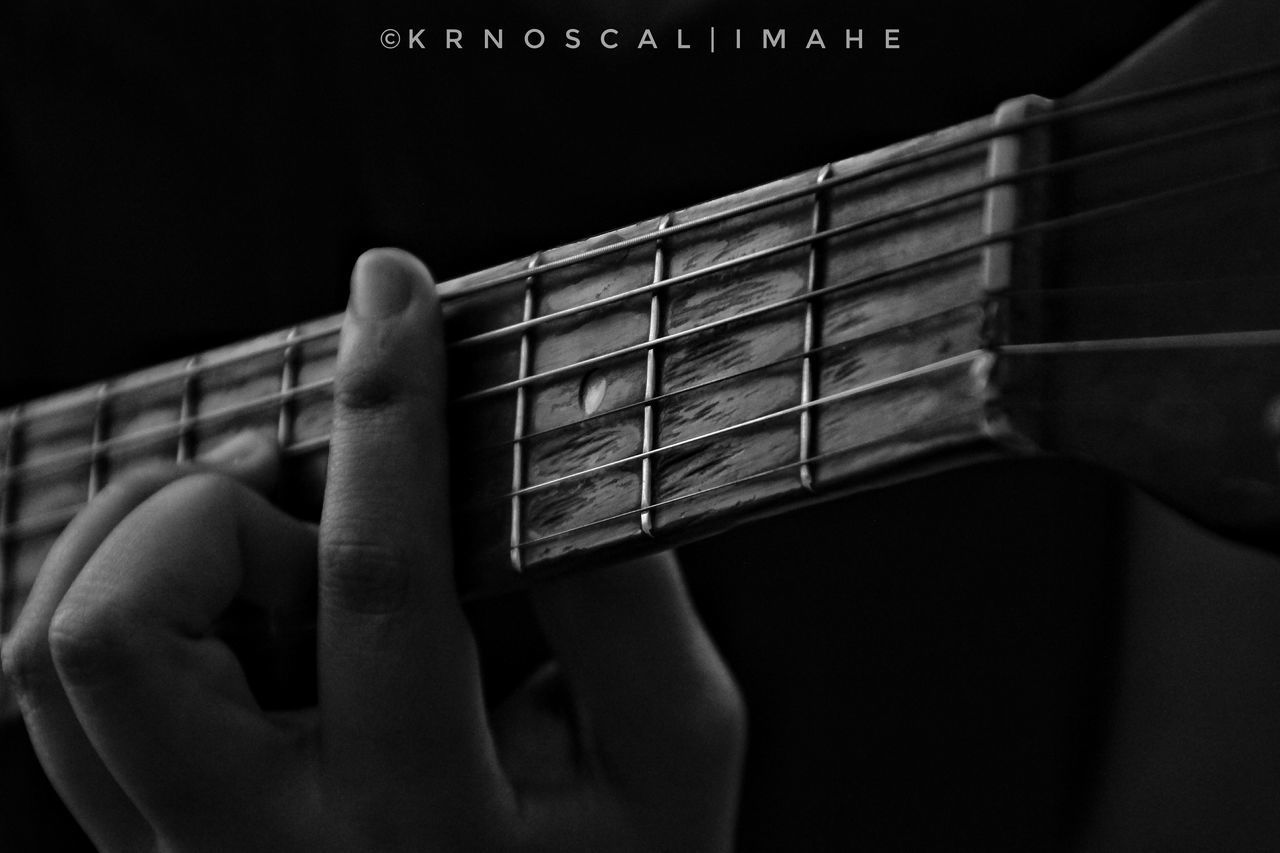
318 249 500 800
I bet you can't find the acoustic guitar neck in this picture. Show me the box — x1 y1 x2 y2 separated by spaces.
6 24 1280 688
0 105 1039 639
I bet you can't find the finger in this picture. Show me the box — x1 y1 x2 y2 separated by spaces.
530 553 746 808
1 431 278 852
320 249 498 802
49 472 318 846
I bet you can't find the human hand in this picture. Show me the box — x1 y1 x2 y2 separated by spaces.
3 248 746 852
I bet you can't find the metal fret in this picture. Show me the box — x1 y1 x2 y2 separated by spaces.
177 356 199 462
798 165 833 492
509 254 541 572
88 383 110 497
277 327 301 448
640 215 673 536
1 408 21 633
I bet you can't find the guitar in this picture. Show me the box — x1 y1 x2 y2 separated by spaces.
1 0 1278 735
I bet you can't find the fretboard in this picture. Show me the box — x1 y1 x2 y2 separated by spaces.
0 104 1040 686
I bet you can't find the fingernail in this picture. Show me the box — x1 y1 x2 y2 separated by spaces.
202 430 267 465
351 250 417 319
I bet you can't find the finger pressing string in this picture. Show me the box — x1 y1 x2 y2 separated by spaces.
319 248 507 818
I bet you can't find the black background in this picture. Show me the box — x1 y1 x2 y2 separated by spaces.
0 1 1207 849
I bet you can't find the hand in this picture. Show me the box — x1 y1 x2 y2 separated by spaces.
2 249 746 852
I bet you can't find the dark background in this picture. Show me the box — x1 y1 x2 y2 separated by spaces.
0 0 1208 849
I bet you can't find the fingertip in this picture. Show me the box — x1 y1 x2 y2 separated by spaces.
201 430 275 465
199 430 280 492
350 248 436 321
337 248 445 408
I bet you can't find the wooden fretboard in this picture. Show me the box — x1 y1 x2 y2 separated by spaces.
0 105 1041 695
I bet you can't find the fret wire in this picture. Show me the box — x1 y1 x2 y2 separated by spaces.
453 102 1280 353
509 254 541 572
5 159 1277 495
176 357 200 462
87 383 110 497
475 299 980 455
798 165 832 493
438 57 1280 304
277 327 301 448
496 350 984 504
0 408 20 633
14 96 1280 448
640 215 672 536
514 410 979 552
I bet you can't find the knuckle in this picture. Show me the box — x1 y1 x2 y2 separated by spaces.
675 668 749 764
98 459 182 500
711 677 749 753
319 534 415 615
162 470 238 511
47 600 139 688
2 629 57 698
334 361 402 414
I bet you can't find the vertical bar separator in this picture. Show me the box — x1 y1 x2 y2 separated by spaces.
88 383 110 497
640 214 673 536
177 357 200 462
509 253 541 572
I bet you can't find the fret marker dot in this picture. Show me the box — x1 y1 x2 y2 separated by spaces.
580 371 608 415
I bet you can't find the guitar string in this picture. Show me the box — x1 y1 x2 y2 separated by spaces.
1001 330 1280 354
2 160 1278 491
4 57 1278 430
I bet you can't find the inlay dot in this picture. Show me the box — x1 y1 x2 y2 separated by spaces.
580 371 608 415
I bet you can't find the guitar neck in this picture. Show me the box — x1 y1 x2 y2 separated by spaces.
0 105 1035 645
